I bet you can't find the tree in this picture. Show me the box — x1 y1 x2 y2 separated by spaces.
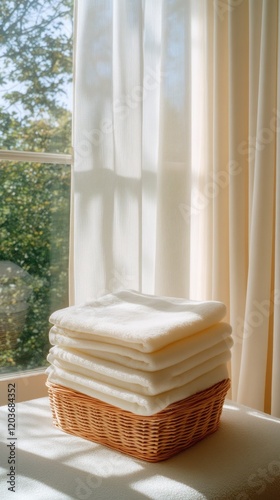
0 0 73 371
0 0 73 152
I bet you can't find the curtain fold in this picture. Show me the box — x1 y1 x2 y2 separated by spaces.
238 0 278 411
273 1 280 417
72 0 280 417
154 0 192 298
228 0 249 400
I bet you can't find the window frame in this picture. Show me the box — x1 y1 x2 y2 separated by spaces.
0 148 73 402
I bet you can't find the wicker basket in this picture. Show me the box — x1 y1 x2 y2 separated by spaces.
46 378 230 462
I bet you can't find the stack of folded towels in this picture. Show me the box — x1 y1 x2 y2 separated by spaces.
46 290 232 416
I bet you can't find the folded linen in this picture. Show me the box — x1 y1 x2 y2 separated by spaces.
49 322 232 371
47 340 232 396
46 363 229 415
49 290 227 352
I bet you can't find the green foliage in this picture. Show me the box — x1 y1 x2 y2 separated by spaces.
0 0 73 372
0 162 71 371
0 109 72 153
0 0 73 112
0 0 73 153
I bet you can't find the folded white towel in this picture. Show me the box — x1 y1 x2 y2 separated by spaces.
49 322 232 371
47 340 232 396
46 363 229 415
49 290 227 352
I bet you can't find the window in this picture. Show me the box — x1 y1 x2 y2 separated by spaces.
0 0 73 398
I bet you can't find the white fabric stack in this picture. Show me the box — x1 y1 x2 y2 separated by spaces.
46 290 232 415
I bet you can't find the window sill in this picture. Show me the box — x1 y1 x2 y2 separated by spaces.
0 368 48 406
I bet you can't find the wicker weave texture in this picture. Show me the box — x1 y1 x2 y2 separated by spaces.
46 378 230 462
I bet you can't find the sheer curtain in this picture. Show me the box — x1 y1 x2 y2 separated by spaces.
71 0 280 418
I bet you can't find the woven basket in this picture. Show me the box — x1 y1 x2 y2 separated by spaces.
46 378 230 462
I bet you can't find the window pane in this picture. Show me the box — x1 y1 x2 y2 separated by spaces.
0 161 71 374
0 0 73 154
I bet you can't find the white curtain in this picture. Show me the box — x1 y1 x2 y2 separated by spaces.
71 0 280 418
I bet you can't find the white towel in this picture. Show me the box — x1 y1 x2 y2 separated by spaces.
49 322 232 371
49 290 227 352
47 340 232 396
46 363 229 415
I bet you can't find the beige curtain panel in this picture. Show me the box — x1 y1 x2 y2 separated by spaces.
71 0 280 418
